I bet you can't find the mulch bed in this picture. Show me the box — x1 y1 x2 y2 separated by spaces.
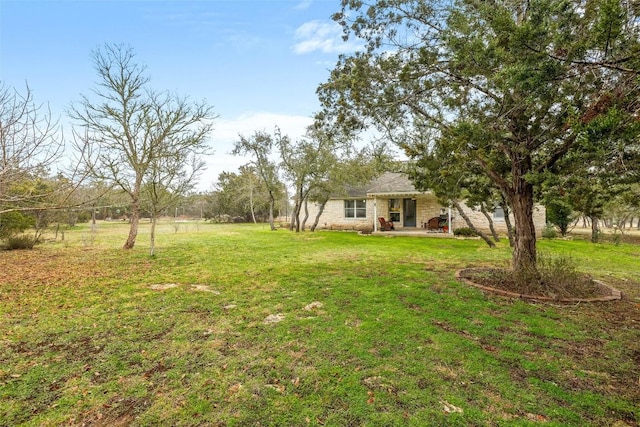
457 268 622 303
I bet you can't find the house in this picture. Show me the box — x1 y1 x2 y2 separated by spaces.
306 172 546 235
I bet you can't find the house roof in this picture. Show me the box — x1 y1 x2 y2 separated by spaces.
332 171 429 199
366 172 425 196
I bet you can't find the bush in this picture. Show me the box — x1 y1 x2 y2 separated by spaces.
3 234 37 250
537 252 580 282
453 227 478 237
76 211 92 223
0 211 35 239
542 223 558 239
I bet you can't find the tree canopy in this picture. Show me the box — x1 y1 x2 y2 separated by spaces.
319 0 640 277
232 130 283 230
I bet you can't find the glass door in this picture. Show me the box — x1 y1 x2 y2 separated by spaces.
403 198 417 227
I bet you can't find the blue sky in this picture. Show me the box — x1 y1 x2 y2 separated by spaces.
0 0 362 189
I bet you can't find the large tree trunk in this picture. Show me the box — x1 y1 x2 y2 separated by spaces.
310 199 328 232
451 200 495 248
289 200 297 230
508 181 537 276
293 201 303 232
291 185 307 232
289 184 301 231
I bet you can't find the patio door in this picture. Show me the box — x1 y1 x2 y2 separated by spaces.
403 198 417 227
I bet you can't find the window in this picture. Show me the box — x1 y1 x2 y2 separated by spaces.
344 199 367 219
493 207 505 220
388 199 401 222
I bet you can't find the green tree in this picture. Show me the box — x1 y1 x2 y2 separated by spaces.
0 211 34 240
319 0 640 277
71 44 215 249
278 126 351 232
211 167 276 222
544 196 574 238
232 130 284 230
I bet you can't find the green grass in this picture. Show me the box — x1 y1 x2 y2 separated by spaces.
1 221 639 426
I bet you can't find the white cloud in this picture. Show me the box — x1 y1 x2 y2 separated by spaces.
292 20 362 55
294 0 314 11
197 112 313 190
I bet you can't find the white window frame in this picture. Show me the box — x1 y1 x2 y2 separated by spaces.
344 199 367 219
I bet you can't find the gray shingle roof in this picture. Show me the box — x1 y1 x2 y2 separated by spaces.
366 172 418 194
332 172 424 199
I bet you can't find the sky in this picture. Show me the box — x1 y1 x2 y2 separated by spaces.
0 0 363 190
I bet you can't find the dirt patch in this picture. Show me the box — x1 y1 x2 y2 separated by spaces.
149 283 179 290
190 284 221 294
78 396 152 427
149 283 221 294
304 301 323 311
263 313 285 324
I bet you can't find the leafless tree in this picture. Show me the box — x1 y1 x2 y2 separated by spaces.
70 44 216 249
0 82 91 221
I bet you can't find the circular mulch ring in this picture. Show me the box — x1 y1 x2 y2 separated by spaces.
456 269 623 303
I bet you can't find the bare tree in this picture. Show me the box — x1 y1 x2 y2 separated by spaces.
143 153 205 256
0 82 93 246
71 44 216 249
0 82 65 213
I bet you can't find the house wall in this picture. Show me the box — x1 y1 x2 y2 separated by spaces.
416 196 443 228
308 195 444 231
306 199 373 231
451 201 546 236
304 197 546 236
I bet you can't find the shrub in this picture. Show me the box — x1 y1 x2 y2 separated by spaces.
76 211 92 223
0 211 35 239
542 223 558 239
516 252 591 298
537 252 580 283
453 227 478 237
3 234 37 250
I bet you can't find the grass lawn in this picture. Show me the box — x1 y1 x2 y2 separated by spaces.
1 221 639 426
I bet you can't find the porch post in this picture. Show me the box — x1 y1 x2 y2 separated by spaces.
373 197 378 232
448 206 453 235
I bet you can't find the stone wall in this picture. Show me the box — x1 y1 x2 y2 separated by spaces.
306 199 373 231
303 196 546 236
451 201 546 236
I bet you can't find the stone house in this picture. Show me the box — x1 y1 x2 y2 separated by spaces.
306 172 546 235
